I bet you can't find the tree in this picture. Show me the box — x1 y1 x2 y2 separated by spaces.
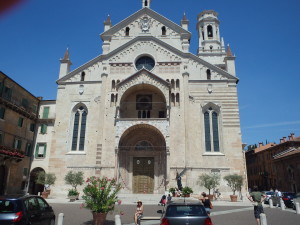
64 171 84 190
198 173 220 195
223 174 243 195
36 172 56 191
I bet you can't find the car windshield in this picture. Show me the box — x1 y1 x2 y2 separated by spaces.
0 200 17 213
166 205 206 217
283 193 296 197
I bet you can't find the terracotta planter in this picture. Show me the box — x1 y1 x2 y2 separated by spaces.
92 212 107 225
230 195 238 202
41 191 49 199
68 195 78 202
208 194 214 201
183 194 190 197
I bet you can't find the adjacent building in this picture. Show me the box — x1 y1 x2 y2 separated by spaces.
0 71 40 195
30 0 246 196
246 133 300 192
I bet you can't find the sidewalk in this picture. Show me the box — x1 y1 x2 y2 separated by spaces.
46 194 253 206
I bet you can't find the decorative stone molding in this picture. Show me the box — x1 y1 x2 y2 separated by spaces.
115 120 169 147
117 71 169 105
109 41 182 63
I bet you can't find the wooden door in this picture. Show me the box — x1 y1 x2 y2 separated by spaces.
133 157 154 193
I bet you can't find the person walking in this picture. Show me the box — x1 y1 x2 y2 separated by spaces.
200 192 213 216
134 200 144 225
247 186 266 225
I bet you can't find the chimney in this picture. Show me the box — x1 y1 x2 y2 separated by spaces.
283 137 286 142
280 138 284 143
259 142 263 147
291 133 295 140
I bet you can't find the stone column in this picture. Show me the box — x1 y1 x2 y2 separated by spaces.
182 71 189 171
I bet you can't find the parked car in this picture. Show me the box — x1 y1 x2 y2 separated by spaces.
158 198 212 225
262 191 275 204
291 193 300 210
270 192 296 208
282 192 296 208
0 195 55 225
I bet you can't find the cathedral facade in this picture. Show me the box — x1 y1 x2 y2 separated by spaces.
30 0 246 196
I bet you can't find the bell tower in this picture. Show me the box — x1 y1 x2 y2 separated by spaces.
197 10 225 56
142 0 151 8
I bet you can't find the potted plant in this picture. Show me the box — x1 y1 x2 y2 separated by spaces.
82 176 122 225
223 174 243 202
182 186 193 197
64 171 84 201
198 173 220 200
35 172 56 199
68 189 79 202
169 187 176 197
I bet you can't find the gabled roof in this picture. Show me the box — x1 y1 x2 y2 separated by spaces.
100 7 191 40
57 36 238 83
116 68 170 89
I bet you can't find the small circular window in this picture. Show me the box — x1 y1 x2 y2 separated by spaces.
135 56 155 71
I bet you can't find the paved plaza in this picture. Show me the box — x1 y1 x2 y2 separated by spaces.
47 195 300 225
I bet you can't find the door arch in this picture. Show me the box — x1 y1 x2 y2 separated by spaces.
28 167 45 195
118 124 166 193
0 165 6 195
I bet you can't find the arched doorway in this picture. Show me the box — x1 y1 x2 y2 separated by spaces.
0 165 6 195
28 167 45 195
118 124 166 193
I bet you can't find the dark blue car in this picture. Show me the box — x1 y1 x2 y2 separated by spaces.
282 192 296 208
0 195 55 225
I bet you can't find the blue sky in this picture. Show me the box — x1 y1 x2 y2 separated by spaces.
0 0 300 146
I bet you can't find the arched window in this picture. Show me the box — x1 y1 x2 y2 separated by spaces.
176 93 180 105
162 26 166 35
125 27 130 36
135 140 153 151
111 94 115 103
81 72 85 81
204 106 220 152
171 93 175 106
206 69 211 80
176 79 180 89
171 79 175 89
71 106 88 151
207 25 213 38
145 0 148 7
112 80 115 90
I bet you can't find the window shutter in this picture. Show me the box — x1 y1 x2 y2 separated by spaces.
204 112 211 152
43 143 47 157
17 140 22 150
26 143 32 156
18 118 23 127
71 112 80 150
35 144 39 158
42 107 49 119
41 124 47 134
0 107 5 119
79 111 87 151
212 112 220 152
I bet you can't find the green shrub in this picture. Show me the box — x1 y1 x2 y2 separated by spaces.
182 186 193 195
223 174 243 195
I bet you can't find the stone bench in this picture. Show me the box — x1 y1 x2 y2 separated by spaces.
138 216 161 225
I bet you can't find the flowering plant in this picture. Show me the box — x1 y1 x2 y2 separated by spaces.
82 176 122 213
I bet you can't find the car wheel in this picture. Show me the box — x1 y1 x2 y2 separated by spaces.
49 219 55 225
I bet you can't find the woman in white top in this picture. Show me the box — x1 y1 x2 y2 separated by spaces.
134 200 144 225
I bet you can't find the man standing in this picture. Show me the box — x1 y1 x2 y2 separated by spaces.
247 186 266 225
